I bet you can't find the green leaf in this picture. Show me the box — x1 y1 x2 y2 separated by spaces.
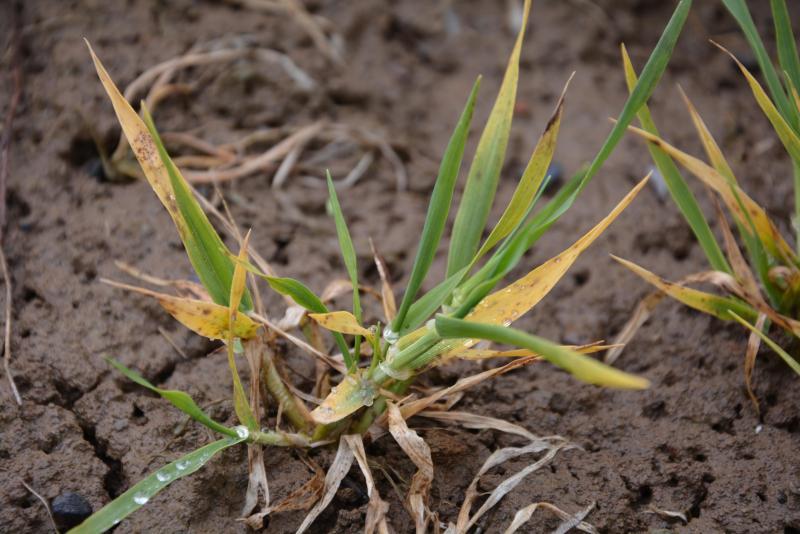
327 172 361 369
434 316 649 389
575 0 692 197
772 0 800 109
620 44 730 274
141 106 252 311
463 169 585 293
265 276 327 313
730 311 800 376
68 434 246 534
473 79 568 262
446 0 531 276
722 0 798 127
401 266 469 332
392 77 481 331
107 359 237 438
265 276 353 362
492 0 691 248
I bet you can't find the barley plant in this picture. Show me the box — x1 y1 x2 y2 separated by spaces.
69 0 692 531
611 0 800 411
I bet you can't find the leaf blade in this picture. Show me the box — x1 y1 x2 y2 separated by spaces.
474 77 570 261
68 435 246 534
393 77 481 330
612 256 757 322
620 44 730 273
309 311 374 341
107 359 236 438
446 0 531 276
327 172 360 369
103 280 259 340
435 316 649 389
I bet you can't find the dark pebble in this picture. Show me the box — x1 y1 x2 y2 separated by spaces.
51 492 93 530
82 158 106 182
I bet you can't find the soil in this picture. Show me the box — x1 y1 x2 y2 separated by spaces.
2 1 800 533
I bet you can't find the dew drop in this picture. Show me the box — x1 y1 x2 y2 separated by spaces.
133 493 149 505
156 470 171 483
175 460 190 471
234 425 250 440
755 424 763 434
383 328 399 344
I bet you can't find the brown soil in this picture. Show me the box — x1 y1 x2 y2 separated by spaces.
2 1 800 533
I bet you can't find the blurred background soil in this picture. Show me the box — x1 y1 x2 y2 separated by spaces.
1 0 799 532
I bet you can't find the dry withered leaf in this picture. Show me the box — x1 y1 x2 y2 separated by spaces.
388 402 433 534
296 439 354 534
343 435 391 534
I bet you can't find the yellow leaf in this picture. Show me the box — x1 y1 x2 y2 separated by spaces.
714 41 800 165
310 372 377 424
610 256 755 323
226 230 257 429
437 177 647 360
677 87 737 184
453 342 613 361
475 75 571 260
309 311 374 342
627 125 796 263
87 42 187 236
471 177 646 326
229 230 251 320
103 279 259 340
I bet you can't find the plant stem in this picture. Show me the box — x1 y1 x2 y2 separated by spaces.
368 330 439 384
261 348 312 433
249 429 311 447
793 159 800 254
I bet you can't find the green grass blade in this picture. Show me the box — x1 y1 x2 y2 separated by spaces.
722 0 797 126
473 80 568 263
68 435 246 534
772 0 800 107
446 0 531 276
392 77 481 331
265 277 327 312
621 45 730 273
326 172 361 366
520 0 691 237
401 266 470 332
576 0 691 197
405 170 555 331
434 316 649 389
456 172 556 300
265 276 353 365
107 359 237 438
730 311 800 375
141 106 252 311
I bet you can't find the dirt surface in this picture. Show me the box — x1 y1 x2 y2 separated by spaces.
2 0 800 532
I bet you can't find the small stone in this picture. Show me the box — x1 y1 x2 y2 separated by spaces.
82 158 106 182
51 492 93 530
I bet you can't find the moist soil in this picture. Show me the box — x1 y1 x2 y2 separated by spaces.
2 1 800 533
